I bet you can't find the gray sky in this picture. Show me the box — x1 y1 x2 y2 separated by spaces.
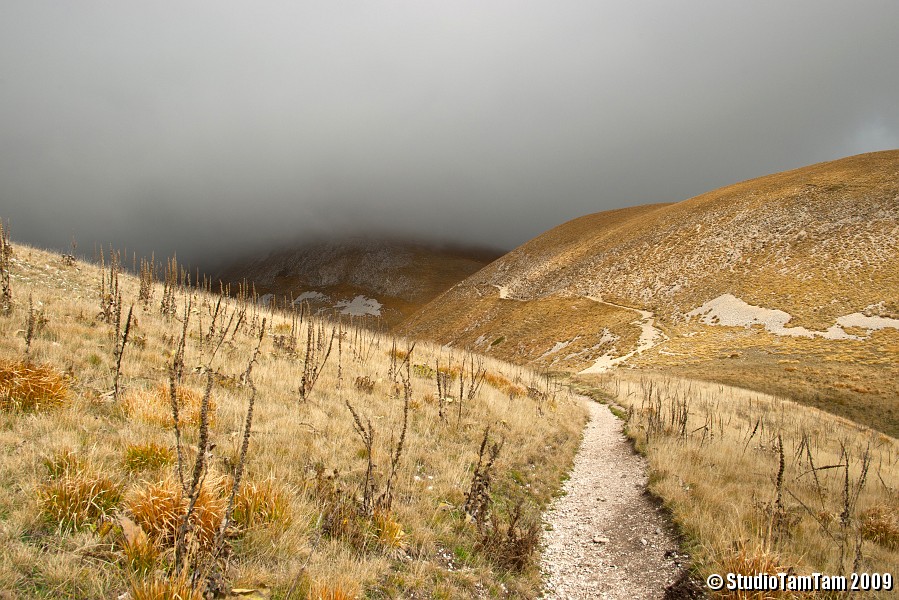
2 1 898 268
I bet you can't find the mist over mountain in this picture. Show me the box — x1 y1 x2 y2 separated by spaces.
2 1 898 266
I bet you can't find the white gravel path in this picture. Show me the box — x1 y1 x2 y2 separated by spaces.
541 397 685 599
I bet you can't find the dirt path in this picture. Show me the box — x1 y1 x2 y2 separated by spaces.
540 397 685 599
579 298 669 374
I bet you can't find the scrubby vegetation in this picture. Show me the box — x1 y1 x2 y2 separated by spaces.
0 237 585 598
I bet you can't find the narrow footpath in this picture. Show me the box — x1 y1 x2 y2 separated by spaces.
540 397 687 599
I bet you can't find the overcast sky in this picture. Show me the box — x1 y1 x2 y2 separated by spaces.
2 1 898 268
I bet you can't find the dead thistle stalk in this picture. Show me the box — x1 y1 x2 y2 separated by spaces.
464 425 503 527
170 297 192 489
175 368 215 574
112 303 133 402
212 350 260 571
0 220 12 315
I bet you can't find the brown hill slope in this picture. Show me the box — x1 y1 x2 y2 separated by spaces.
399 150 899 435
214 239 500 327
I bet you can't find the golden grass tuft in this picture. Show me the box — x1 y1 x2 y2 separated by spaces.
126 478 225 551
373 511 407 558
42 448 83 479
0 359 68 412
860 505 899 550
231 477 292 530
38 468 123 532
713 541 799 599
117 515 161 576
389 348 408 361
484 370 528 398
308 580 361 600
123 442 175 473
124 384 216 428
127 573 205 600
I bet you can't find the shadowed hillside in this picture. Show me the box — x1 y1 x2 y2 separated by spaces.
214 239 501 327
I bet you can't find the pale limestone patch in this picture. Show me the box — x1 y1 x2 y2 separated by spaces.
540 339 574 358
836 312 899 331
292 291 328 305
335 295 382 317
684 294 899 340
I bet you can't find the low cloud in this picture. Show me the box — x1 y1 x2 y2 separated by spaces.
2 1 897 269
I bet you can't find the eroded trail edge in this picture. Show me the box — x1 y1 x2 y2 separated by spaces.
540 397 684 599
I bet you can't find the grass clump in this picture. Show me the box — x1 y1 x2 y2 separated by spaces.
484 370 527 398
0 359 68 412
38 465 123 532
124 384 217 428
294 574 361 600
117 515 161 576
373 510 408 558
861 505 899 550
126 573 205 600
42 448 83 479
123 442 175 473
126 478 226 552
231 477 292 530
476 502 542 573
714 541 799 599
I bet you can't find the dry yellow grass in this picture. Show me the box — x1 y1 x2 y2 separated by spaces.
124 384 217 428
125 477 226 552
38 468 123 533
126 573 205 600
0 359 68 411
583 372 899 599
0 241 585 598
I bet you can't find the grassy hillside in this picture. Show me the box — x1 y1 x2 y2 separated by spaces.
399 151 899 436
214 239 501 328
0 237 584 599
578 372 898 599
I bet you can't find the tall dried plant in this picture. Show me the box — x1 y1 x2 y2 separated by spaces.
112 303 133 402
458 351 487 423
138 254 155 307
298 322 335 401
170 297 192 489
377 346 413 513
464 426 503 527
0 220 11 316
174 369 215 577
97 248 120 323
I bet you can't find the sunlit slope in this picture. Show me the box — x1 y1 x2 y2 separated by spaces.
400 150 899 434
0 241 583 597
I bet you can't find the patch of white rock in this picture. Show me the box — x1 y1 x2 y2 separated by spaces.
685 294 899 340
